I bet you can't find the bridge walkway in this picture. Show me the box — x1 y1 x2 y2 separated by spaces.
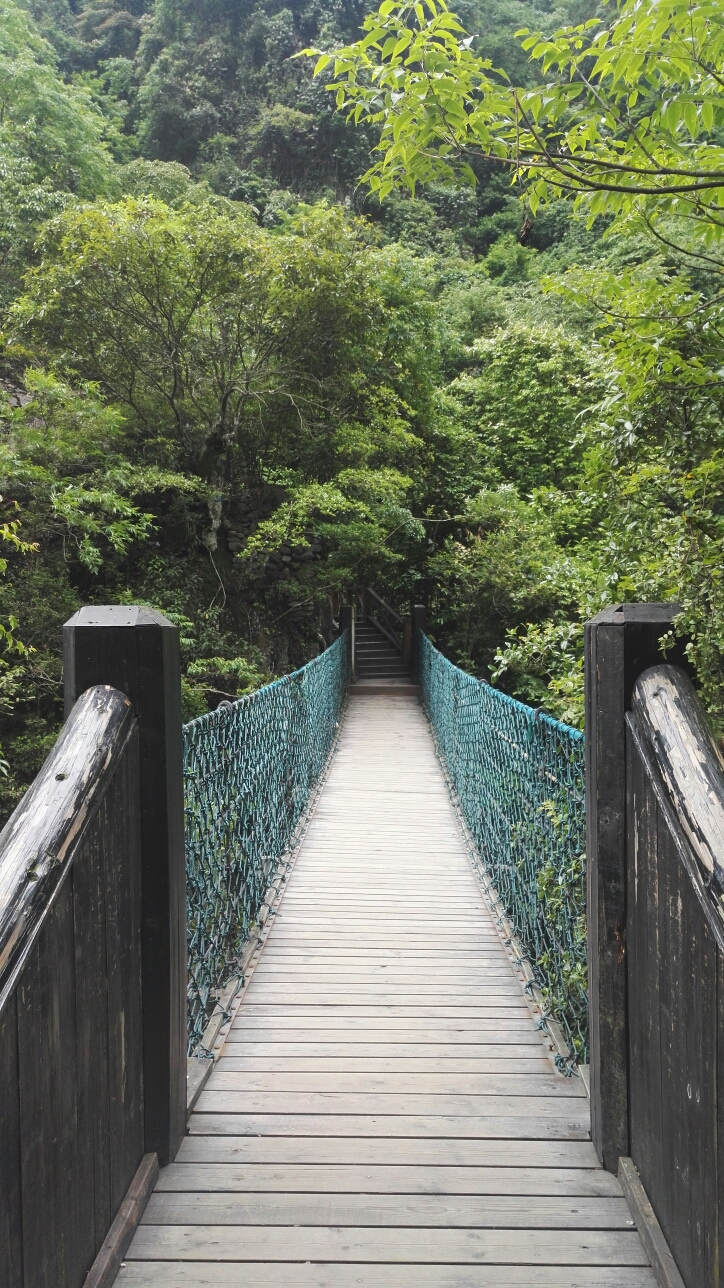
119 693 656 1287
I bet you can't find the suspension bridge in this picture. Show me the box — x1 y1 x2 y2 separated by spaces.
1 597 722 1288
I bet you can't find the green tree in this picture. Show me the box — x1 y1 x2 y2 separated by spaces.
314 0 724 229
0 0 115 296
450 323 600 492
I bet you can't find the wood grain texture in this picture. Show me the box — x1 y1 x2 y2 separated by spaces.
116 1265 661 1287
632 665 724 895
584 605 688 1177
84 1153 159 1288
0 992 22 1288
141 1192 633 1228
626 712 719 1288
0 685 133 1011
617 1158 686 1288
0 684 146 1288
155 1163 622 1195
174 1136 602 1166
127 1225 651 1264
125 693 654 1284
65 605 188 1168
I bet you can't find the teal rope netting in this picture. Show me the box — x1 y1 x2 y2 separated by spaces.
419 633 587 1061
183 633 349 1053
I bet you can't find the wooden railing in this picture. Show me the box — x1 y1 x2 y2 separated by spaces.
363 586 404 652
586 604 720 1288
357 588 427 678
0 686 146 1287
1 606 187 1288
626 664 724 1288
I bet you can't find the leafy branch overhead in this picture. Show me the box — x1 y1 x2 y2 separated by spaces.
308 0 724 238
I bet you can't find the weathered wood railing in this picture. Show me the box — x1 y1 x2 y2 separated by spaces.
587 604 722 1288
1 606 187 1288
0 686 147 1287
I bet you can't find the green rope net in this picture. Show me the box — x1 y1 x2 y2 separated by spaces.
183 633 349 1053
419 633 588 1062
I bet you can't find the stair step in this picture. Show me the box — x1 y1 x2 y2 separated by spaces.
354 613 410 680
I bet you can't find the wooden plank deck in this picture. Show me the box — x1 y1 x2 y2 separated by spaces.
118 694 656 1287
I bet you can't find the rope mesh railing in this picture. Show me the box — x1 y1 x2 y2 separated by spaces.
419 633 587 1061
182 633 349 1053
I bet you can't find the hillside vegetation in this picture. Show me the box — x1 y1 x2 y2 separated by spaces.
0 0 722 816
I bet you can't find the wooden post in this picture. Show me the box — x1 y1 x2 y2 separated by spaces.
585 603 687 1173
402 618 412 672
410 604 427 682
339 605 355 682
63 606 186 1167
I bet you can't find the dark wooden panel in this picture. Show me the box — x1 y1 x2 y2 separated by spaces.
17 879 81 1287
102 729 144 1211
657 812 717 1286
626 714 722 1288
626 725 662 1199
0 992 23 1287
72 804 112 1272
0 682 146 1287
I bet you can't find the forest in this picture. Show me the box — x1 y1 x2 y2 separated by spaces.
0 0 722 817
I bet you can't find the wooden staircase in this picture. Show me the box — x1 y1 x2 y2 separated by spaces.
354 617 409 681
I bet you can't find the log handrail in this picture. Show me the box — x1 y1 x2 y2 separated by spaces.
0 684 133 1012
632 664 724 904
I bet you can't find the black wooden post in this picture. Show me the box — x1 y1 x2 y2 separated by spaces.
585 602 687 1173
339 604 355 681
63 606 186 1167
410 604 427 682
402 618 412 672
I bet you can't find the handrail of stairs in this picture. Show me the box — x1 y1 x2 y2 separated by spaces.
364 586 404 653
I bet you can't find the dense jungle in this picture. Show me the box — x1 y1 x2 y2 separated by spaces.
0 0 722 817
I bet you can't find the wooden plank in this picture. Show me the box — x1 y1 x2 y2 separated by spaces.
221 1042 546 1055
256 947 506 956
205 1072 583 1096
228 1019 539 1032
234 1006 532 1017
72 806 112 1268
142 1192 632 1228
240 992 530 1005
175 1136 602 1166
196 1091 587 1115
618 1158 685 1288
245 971 522 983
156 1162 622 1195
126 1225 650 1264
101 742 145 1214
17 878 81 1288
250 964 515 975
117 1263 657 1287
85 1153 159 1288
189 1113 591 1139
216 1057 552 1073
0 992 22 1288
